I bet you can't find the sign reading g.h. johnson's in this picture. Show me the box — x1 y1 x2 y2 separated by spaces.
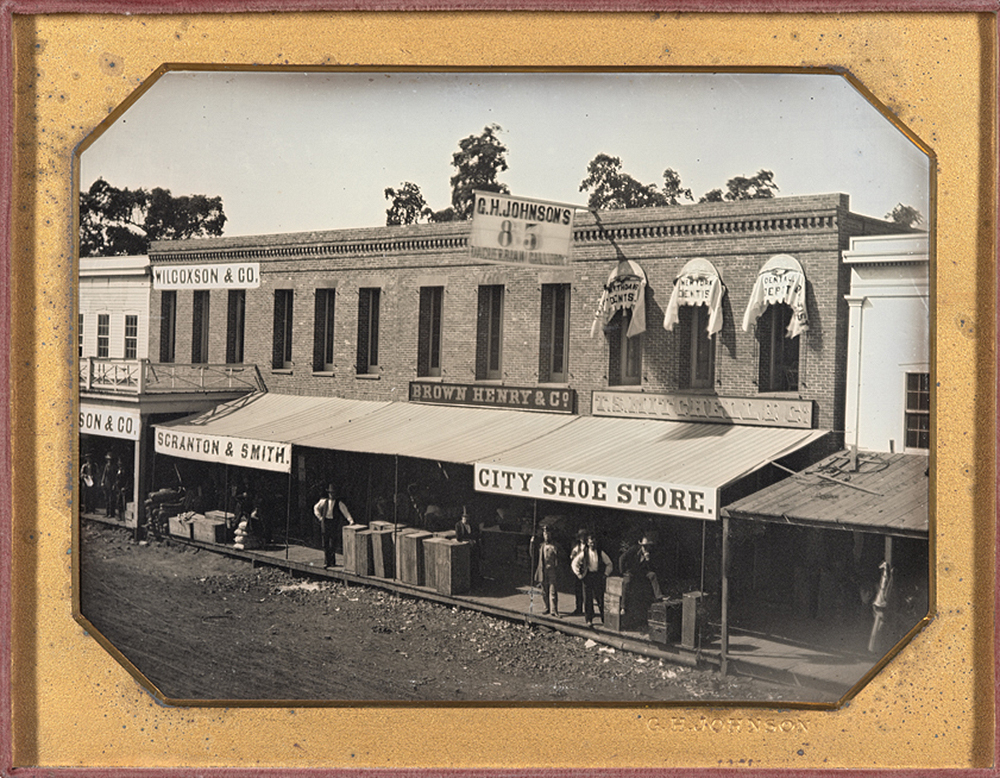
469 191 577 267
592 391 814 429
410 381 576 414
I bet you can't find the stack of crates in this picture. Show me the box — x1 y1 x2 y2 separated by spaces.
603 576 627 632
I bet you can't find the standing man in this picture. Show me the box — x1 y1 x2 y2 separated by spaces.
572 533 613 626
534 525 564 617
455 507 481 584
100 452 116 517
79 454 95 515
313 483 355 567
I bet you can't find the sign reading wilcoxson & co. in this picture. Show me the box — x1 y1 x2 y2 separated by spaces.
154 428 292 473
409 381 576 414
469 191 577 267
152 263 261 290
592 391 814 429
474 463 717 520
80 404 141 441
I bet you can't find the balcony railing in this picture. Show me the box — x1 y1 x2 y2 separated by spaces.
80 358 265 395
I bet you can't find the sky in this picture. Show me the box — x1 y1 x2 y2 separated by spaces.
79 70 932 237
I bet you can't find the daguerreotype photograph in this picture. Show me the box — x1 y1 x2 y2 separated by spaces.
76 70 931 705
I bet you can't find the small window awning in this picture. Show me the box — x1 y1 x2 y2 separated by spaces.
663 258 725 335
741 253 809 338
155 393 827 521
589 259 648 338
721 450 929 538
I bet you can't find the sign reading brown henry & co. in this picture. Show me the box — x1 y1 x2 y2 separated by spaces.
410 381 576 414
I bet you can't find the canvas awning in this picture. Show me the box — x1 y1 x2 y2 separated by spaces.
741 253 809 338
662 258 725 335
155 393 827 520
721 450 929 537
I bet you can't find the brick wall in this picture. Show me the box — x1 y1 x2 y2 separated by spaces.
147 193 916 439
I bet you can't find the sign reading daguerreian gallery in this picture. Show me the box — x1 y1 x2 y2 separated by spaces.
474 463 717 520
154 428 291 473
410 381 575 413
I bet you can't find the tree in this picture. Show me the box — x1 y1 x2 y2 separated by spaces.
699 189 724 203
80 178 226 257
448 123 510 219
720 169 779 201
579 154 666 210
886 203 924 229
661 168 694 206
384 181 431 226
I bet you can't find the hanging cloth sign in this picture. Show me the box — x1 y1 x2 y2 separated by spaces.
589 259 647 338
741 254 809 338
663 258 725 335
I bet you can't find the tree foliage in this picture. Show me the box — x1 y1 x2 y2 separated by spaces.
80 178 226 257
383 181 431 226
579 154 694 210
885 203 923 229
721 169 780 201
449 123 510 219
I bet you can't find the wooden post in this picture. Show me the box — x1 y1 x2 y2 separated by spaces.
720 515 730 676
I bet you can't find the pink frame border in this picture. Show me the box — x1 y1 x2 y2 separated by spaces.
1 2 995 775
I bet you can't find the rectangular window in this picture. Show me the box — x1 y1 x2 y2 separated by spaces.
904 372 931 450
273 289 294 369
417 286 444 378
124 314 138 359
191 290 210 363
97 313 110 358
313 288 336 372
757 304 799 392
227 289 246 364
357 287 381 375
78 313 84 358
476 285 504 380
539 284 571 383
159 291 176 363
679 305 715 389
608 308 641 386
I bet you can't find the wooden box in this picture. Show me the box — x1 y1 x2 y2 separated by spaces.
167 515 192 538
205 510 235 524
398 530 432 585
371 528 396 579
369 520 402 532
423 537 471 596
603 592 624 632
342 524 370 574
605 575 626 597
682 591 704 649
192 519 227 544
647 599 683 645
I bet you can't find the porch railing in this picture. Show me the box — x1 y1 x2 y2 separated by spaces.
80 358 265 395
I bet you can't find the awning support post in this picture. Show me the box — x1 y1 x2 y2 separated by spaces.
284 468 292 561
721 515 730 677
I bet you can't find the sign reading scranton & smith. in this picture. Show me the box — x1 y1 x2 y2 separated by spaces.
474 463 717 520
469 191 576 267
154 428 291 473
410 381 575 413
592 391 813 429
152 263 261 290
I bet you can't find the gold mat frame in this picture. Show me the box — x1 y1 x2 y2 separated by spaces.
4 3 996 772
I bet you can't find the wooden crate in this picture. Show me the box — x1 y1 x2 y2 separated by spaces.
423 537 471 596
603 593 624 632
370 528 396 579
192 519 227 544
397 530 432 585
205 510 235 524
167 515 192 538
605 576 626 597
341 524 370 574
369 520 402 532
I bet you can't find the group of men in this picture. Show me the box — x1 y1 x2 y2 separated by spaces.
79 451 130 519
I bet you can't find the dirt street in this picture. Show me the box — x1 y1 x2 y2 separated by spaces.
79 522 822 703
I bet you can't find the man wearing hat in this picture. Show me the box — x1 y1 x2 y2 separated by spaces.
619 534 666 629
568 529 590 616
455 507 481 583
313 483 355 567
571 532 614 626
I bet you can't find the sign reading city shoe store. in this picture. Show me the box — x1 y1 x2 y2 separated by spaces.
154 428 292 473
592 391 814 429
410 381 576 414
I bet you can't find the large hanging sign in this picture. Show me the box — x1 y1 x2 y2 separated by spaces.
474 463 717 520
154 428 292 473
592 390 814 429
79 404 141 441
409 381 575 414
663 258 725 335
152 262 261 290
469 191 576 267
741 254 809 338
589 259 647 338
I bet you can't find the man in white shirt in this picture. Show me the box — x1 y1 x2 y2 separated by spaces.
313 483 355 567
571 533 613 626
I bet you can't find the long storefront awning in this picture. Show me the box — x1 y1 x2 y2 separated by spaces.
721 450 929 537
155 393 827 518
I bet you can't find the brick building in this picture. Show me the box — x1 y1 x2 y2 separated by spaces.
121 192 924 655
